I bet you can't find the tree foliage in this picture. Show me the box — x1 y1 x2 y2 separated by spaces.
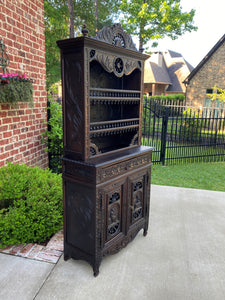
208 86 225 103
44 0 119 88
118 0 197 50
44 0 69 88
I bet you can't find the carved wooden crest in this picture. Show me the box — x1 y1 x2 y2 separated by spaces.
89 48 142 77
94 23 137 52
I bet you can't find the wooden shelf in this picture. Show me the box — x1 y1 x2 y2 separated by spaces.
90 88 141 99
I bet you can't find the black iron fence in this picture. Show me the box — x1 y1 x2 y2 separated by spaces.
142 98 225 164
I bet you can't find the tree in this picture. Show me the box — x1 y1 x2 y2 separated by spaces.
68 0 74 38
44 0 69 88
44 0 119 88
119 0 197 51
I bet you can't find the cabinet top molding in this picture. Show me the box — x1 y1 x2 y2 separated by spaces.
57 24 149 60
94 24 138 52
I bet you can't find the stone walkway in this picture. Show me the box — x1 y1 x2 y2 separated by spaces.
0 230 63 264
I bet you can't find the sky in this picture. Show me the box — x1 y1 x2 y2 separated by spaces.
146 0 225 68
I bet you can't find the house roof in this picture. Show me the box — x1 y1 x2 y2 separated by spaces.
145 61 171 84
144 50 193 93
184 34 225 84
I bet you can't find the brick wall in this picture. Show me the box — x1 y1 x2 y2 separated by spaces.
186 41 225 108
0 0 48 168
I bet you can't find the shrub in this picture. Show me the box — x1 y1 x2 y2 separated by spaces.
148 94 185 102
180 107 201 139
42 97 63 173
0 163 63 248
0 73 33 106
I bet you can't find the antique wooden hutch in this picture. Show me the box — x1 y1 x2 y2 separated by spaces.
57 24 153 276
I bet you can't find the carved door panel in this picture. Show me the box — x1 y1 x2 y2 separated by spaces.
100 179 126 244
127 171 148 228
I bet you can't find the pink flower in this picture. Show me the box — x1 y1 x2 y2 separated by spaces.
0 72 32 83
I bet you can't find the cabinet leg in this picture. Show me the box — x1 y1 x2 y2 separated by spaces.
93 267 99 277
143 229 148 236
64 253 70 261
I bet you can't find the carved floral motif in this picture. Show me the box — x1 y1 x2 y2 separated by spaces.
89 49 141 78
96 154 151 183
94 23 137 52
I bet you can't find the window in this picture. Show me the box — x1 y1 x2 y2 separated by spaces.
204 88 222 117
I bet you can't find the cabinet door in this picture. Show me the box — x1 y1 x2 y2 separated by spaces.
127 169 150 230
99 178 127 245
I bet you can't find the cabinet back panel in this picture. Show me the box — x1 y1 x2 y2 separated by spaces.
90 103 139 122
91 131 138 153
90 61 122 89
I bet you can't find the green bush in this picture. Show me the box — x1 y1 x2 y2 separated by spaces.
42 97 63 173
148 94 185 102
181 107 201 139
0 163 63 248
0 81 33 106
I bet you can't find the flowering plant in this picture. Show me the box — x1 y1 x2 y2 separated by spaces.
0 72 33 106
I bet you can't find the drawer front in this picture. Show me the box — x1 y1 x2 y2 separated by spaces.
96 151 152 184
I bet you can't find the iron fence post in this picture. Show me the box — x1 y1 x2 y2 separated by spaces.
160 106 169 165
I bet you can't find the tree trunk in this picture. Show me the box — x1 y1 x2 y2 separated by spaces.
139 25 144 52
68 0 74 38
139 0 146 52
95 0 98 33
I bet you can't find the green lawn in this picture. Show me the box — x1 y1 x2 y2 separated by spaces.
151 161 225 192
142 137 225 164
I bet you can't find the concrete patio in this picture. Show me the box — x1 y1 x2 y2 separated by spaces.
0 185 225 300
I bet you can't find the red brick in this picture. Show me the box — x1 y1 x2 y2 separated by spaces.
5 144 13 151
27 245 44 259
14 141 22 148
12 117 20 123
0 152 10 160
3 131 12 138
8 110 17 116
14 153 22 161
0 139 9 146
0 111 7 118
1 104 10 110
17 244 36 257
21 116 29 122
10 149 19 156
19 146 27 152
1 6 12 17
13 129 20 135
3 118 12 124
0 245 14 254
19 133 27 140
0 125 8 132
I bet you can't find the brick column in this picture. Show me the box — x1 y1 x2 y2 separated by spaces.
0 0 48 168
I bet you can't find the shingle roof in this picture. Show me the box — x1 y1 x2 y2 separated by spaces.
144 50 193 93
184 34 225 84
145 61 171 84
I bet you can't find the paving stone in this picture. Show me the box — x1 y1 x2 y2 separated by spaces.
0 245 14 254
36 250 62 264
0 231 64 264
9 244 25 255
27 245 45 259
17 243 36 257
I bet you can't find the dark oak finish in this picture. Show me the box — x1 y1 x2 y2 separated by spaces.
57 24 153 276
